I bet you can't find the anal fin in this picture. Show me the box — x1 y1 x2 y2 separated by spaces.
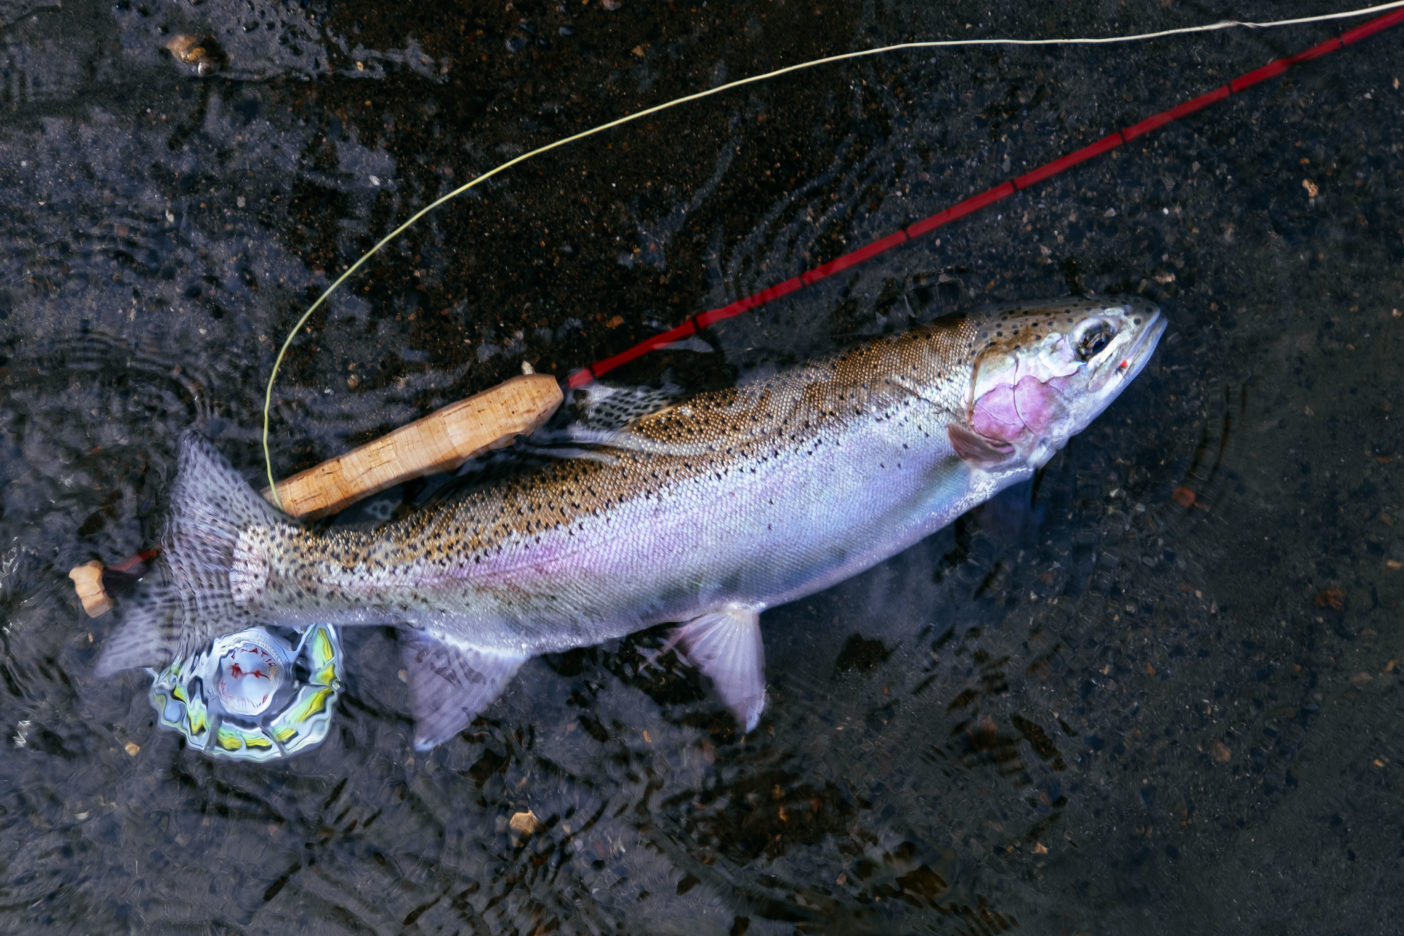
400 633 526 750
672 605 766 732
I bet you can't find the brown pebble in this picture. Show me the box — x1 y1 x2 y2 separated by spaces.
509 809 538 836
69 561 112 618
1314 588 1346 611
1171 486 1196 508
124 742 140 757
165 35 225 75
165 35 201 62
1210 741 1231 764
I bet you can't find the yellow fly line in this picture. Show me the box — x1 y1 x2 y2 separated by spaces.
260 0 1404 504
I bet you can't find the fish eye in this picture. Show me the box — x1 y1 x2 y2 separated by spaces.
1077 323 1115 361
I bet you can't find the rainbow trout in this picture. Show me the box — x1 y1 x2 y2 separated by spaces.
98 298 1165 748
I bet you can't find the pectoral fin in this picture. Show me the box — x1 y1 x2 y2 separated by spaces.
673 606 766 732
948 423 1018 470
400 633 526 750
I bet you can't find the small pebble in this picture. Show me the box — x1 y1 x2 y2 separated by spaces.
165 35 226 76
69 561 112 618
509 809 539 836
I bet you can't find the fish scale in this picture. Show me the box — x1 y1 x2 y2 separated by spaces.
97 297 1165 749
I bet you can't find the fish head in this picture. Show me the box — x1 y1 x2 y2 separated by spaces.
958 298 1166 469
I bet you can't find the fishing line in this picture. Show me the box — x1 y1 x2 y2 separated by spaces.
574 4 1404 386
261 0 1404 502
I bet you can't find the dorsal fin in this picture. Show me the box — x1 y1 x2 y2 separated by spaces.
567 382 685 432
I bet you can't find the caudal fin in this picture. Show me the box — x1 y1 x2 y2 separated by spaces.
95 431 286 676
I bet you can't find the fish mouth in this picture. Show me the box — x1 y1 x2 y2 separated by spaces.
1109 305 1166 387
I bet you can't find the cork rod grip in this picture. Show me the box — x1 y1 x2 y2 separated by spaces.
263 373 563 519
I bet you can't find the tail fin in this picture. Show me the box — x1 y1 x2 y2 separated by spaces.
95 431 286 677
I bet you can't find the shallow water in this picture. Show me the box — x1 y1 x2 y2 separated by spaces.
1 1 1402 932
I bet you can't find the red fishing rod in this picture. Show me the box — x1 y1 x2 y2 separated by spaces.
568 5 1404 389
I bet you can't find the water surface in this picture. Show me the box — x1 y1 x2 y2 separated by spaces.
1 1 1401 932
